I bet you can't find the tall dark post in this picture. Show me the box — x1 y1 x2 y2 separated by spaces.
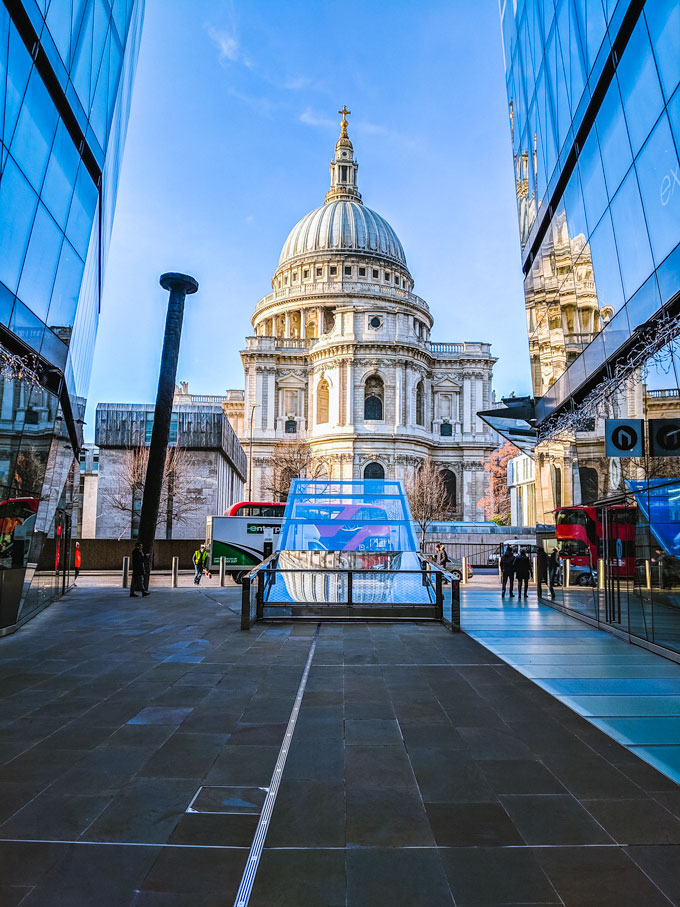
137 272 199 561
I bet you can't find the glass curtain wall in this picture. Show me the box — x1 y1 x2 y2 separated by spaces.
0 0 144 631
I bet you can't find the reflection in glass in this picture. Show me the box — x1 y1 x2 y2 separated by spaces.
635 113 680 266
616 16 664 155
610 167 655 299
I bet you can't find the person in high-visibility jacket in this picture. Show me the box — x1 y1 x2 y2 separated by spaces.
192 544 209 585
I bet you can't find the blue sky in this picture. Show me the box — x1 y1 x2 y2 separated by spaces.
84 0 530 441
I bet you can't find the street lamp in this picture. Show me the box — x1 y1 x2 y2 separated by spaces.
247 403 260 500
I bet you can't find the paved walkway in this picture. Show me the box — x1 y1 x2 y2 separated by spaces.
0 585 679 905
462 587 680 785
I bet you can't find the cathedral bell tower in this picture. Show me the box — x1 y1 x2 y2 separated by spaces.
325 106 362 204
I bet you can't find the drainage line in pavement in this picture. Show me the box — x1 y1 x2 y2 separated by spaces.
233 623 321 907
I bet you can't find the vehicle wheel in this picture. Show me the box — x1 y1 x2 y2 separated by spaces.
231 571 246 584
576 574 591 587
451 569 462 581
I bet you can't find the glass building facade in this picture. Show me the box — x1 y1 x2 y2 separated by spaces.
500 0 680 657
0 0 144 632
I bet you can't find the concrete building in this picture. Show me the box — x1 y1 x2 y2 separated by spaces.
240 110 497 518
94 400 246 540
72 444 99 539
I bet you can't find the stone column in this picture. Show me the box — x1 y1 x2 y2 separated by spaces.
463 376 471 433
300 309 306 339
347 359 354 425
285 311 291 338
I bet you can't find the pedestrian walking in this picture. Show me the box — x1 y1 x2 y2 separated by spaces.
536 546 548 598
130 541 149 597
500 546 516 597
74 541 81 583
435 543 449 569
193 543 209 585
548 548 560 599
514 549 532 598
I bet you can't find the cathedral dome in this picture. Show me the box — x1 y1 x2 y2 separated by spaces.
278 200 407 268
277 106 408 271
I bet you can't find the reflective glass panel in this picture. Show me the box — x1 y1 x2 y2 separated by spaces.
616 17 664 156
17 204 63 322
644 0 680 101
9 69 59 191
596 79 633 197
636 113 680 266
0 159 38 294
42 122 79 228
578 128 608 232
609 167 654 299
588 208 625 314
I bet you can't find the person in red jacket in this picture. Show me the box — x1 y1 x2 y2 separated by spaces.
74 541 81 582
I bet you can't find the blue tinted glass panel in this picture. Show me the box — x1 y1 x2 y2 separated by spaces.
589 209 624 313
5 26 32 144
9 300 45 353
45 0 73 66
610 168 654 299
41 121 79 227
0 159 38 293
0 281 14 326
47 240 84 330
66 164 97 258
10 69 59 190
627 273 662 331
563 167 588 241
645 0 680 101
71 0 94 110
668 86 680 175
636 113 680 266
616 18 664 156
579 129 608 232
0 11 9 138
17 204 63 321
596 80 632 196
583 0 607 71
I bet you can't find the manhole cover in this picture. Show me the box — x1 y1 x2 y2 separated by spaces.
187 786 268 814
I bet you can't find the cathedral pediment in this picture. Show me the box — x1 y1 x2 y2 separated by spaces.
277 373 307 389
433 377 461 391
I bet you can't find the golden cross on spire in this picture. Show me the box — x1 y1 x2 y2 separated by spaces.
338 105 351 136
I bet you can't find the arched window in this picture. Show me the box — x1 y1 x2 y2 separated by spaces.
364 462 385 480
317 379 329 424
364 375 384 421
440 469 456 508
551 465 562 509
415 381 424 426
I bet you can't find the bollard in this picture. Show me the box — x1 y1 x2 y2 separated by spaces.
645 559 651 591
171 556 179 588
564 558 570 588
122 556 129 588
461 556 469 585
532 555 538 585
219 556 226 587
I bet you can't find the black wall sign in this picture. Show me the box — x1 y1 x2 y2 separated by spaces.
649 419 680 457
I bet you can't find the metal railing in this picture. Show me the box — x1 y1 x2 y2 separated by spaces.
241 555 459 630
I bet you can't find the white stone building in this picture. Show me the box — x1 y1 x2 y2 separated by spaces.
239 110 498 519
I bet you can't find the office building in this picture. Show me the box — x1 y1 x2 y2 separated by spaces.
499 0 680 654
0 0 144 632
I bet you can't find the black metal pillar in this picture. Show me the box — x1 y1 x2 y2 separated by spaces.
137 272 198 561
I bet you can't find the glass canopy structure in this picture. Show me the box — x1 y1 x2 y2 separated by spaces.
258 478 437 612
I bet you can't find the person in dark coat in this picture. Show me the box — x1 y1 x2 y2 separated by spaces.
130 541 149 597
514 550 533 598
500 546 516 597
548 548 560 599
435 543 449 569
536 546 548 598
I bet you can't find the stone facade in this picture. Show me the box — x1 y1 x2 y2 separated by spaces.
238 112 497 518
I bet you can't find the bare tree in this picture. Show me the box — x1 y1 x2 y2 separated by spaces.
405 459 457 549
103 445 205 537
262 438 331 501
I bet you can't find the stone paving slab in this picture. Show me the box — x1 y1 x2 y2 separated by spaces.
0 585 678 904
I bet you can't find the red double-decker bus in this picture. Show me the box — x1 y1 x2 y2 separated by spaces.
555 504 636 577
227 501 286 517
